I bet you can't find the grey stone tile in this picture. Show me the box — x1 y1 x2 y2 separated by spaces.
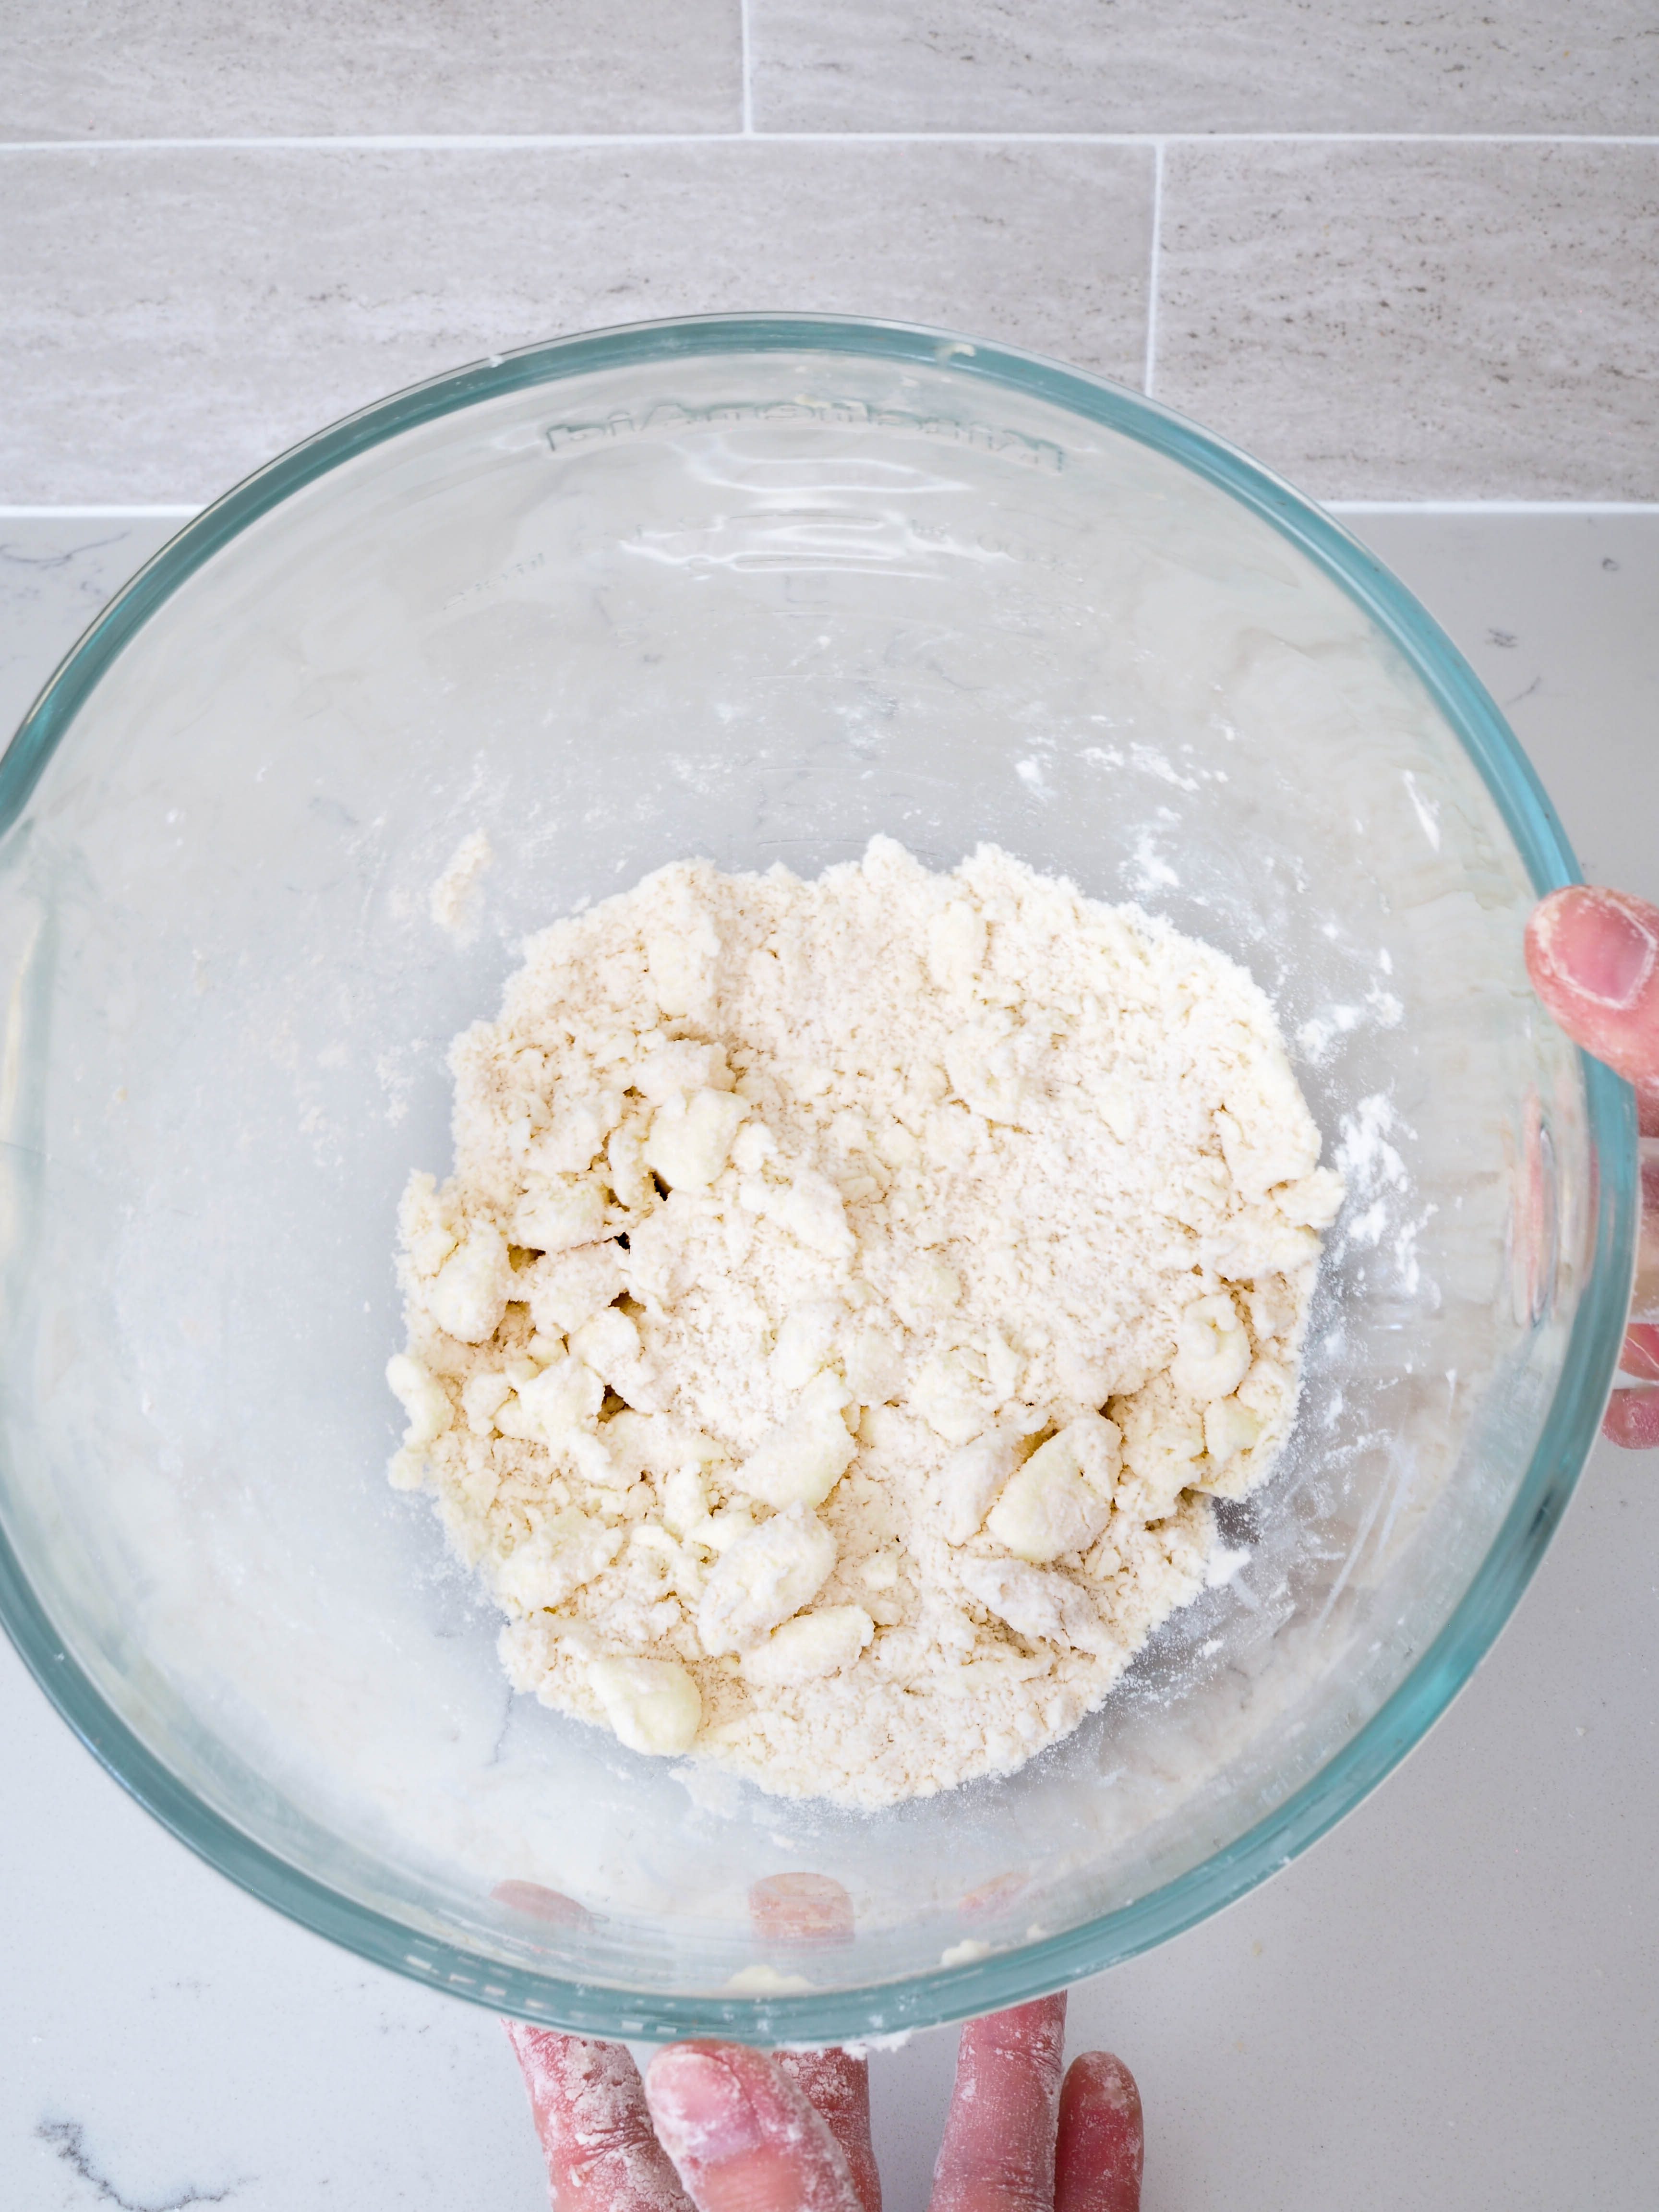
1155 142 1659 500
752 0 1659 134
0 142 1154 505
3 0 742 141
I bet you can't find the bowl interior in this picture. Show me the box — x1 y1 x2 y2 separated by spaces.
0 322 1630 2040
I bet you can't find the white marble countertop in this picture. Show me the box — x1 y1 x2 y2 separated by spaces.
3 510 1657 2210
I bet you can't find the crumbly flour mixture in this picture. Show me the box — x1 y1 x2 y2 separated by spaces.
387 839 1342 1806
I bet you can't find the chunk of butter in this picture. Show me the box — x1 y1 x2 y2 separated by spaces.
589 1655 701 1755
569 1305 645 1390
742 1605 874 1687
731 1374 856 1510
697 1504 837 1654
385 1353 452 1447
514 1177 607 1255
1203 1395 1263 1465
934 1428 1021 1546
985 1415 1119 1563
494 1511 624 1613
514 1353 605 1445
956 1554 1116 1659
425 1223 512 1343
644 1088 748 1192
1170 1292 1252 1403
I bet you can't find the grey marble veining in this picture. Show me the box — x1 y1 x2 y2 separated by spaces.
2 0 744 141
0 521 177 739
0 142 1154 506
751 0 1659 136
1155 141 1659 502
1357 512 1659 899
4 1620 544 2211
3 512 1657 2209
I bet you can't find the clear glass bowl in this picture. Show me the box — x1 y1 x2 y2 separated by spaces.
0 315 1634 2044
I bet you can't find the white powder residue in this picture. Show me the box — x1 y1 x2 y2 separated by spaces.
724 1963 815 1995
430 829 493 942
940 1938 996 1967
1296 984 1405 1067
1334 1092 1410 1249
386 840 1342 1807
1204 1541 1252 1588
825 2030 914 2058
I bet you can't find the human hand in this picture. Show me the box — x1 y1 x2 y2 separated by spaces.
1526 884 1659 1445
506 1992 1143 2212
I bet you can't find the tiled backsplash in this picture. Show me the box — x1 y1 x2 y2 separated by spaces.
4 0 1655 505
751 1 1659 135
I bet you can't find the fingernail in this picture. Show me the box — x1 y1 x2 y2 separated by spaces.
1543 889 1658 1009
648 2049 763 2163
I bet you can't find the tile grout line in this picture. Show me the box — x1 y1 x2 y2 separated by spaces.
5 503 1658 520
0 506 202 518
2 130 1658 153
739 0 754 136
1329 500 1659 515
1142 140 1164 399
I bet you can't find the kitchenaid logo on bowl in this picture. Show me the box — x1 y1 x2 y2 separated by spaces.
544 397 1065 472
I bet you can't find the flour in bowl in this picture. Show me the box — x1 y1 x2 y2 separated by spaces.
386 839 1342 1806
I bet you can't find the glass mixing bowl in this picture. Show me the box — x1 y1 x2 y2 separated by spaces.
0 315 1634 2044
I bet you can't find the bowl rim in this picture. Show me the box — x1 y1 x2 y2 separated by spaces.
0 310 1637 2043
